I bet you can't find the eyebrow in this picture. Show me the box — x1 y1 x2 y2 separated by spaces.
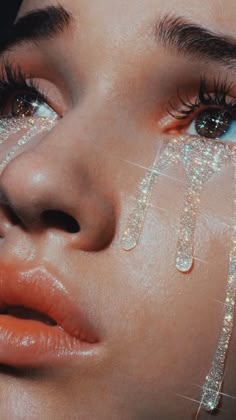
1 8 236 72
0 5 72 54
155 15 236 70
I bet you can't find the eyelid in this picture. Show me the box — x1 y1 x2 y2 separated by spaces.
26 77 66 118
159 90 236 133
0 60 67 118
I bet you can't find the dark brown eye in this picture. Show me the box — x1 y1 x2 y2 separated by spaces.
7 93 57 119
195 109 232 139
11 93 42 117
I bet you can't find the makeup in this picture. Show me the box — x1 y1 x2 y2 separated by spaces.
0 263 98 367
175 140 231 272
200 153 236 412
122 135 236 412
122 161 160 251
122 141 179 250
122 136 231 263
0 116 57 172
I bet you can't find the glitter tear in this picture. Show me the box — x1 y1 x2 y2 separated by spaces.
176 139 230 272
200 151 236 412
0 116 57 172
122 139 179 250
122 164 160 250
122 135 236 412
122 136 231 270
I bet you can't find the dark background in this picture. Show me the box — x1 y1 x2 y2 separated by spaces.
0 1 22 36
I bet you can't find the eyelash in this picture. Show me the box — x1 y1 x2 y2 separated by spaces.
168 76 236 121
0 61 49 115
0 62 235 132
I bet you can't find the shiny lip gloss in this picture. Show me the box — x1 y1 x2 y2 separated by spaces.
0 263 99 368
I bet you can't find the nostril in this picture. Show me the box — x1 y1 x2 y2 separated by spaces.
41 210 80 233
4 206 21 226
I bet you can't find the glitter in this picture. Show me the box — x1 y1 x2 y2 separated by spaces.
200 151 236 412
0 116 57 172
122 140 179 250
122 164 160 250
176 139 230 272
122 136 231 265
122 134 236 412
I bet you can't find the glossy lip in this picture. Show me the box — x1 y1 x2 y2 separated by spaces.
0 263 99 368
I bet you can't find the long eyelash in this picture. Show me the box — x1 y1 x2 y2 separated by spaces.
0 60 49 112
168 76 236 120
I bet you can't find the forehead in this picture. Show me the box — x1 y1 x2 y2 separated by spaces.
19 0 236 38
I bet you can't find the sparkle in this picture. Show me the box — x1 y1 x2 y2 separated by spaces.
175 391 206 420
124 159 151 171
128 194 170 213
122 135 232 266
176 393 202 405
220 391 236 400
122 143 163 250
122 163 160 250
194 382 236 400
124 158 184 183
192 256 209 265
176 138 231 273
176 384 229 420
0 116 57 172
149 202 169 212
200 152 236 412
122 135 236 412
175 392 227 420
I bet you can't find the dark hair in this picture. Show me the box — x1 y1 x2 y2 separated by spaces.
0 1 22 38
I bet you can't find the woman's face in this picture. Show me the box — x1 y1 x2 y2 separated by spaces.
0 0 236 418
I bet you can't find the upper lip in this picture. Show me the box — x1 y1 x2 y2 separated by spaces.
0 262 98 344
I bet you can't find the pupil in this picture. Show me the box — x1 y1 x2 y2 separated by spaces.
195 109 232 139
12 94 39 117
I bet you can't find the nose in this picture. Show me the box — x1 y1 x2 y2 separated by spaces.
0 121 116 251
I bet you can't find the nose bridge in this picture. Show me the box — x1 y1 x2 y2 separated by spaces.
0 113 116 251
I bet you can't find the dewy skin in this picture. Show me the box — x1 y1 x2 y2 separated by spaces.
122 135 236 412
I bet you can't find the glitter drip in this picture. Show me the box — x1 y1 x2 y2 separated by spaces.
175 186 200 272
176 140 231 272
122 135 236 412
122 136 231 266
122 164 159 250
122 136 236 411
200 151 236 412
0 116 57 171
122 139 179 250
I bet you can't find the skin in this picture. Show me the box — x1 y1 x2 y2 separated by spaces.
0 0 236 418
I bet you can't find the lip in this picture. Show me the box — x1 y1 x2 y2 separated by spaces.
0 263 99 368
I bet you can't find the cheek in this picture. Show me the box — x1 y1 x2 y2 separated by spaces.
102 155 234 415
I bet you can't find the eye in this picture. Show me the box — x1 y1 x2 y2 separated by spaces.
0 63 60 121
4 92 58 119
186 108 236 142
166 77 236 143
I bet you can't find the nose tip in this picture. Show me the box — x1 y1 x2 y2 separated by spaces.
0 145 116 250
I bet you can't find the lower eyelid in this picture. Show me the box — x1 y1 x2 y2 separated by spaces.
158 112 192 132
158 100 198 132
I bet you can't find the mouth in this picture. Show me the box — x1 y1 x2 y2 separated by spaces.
0 305 57 325
0 264 99 368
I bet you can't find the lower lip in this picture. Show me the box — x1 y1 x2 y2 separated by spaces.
0 315 95 367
